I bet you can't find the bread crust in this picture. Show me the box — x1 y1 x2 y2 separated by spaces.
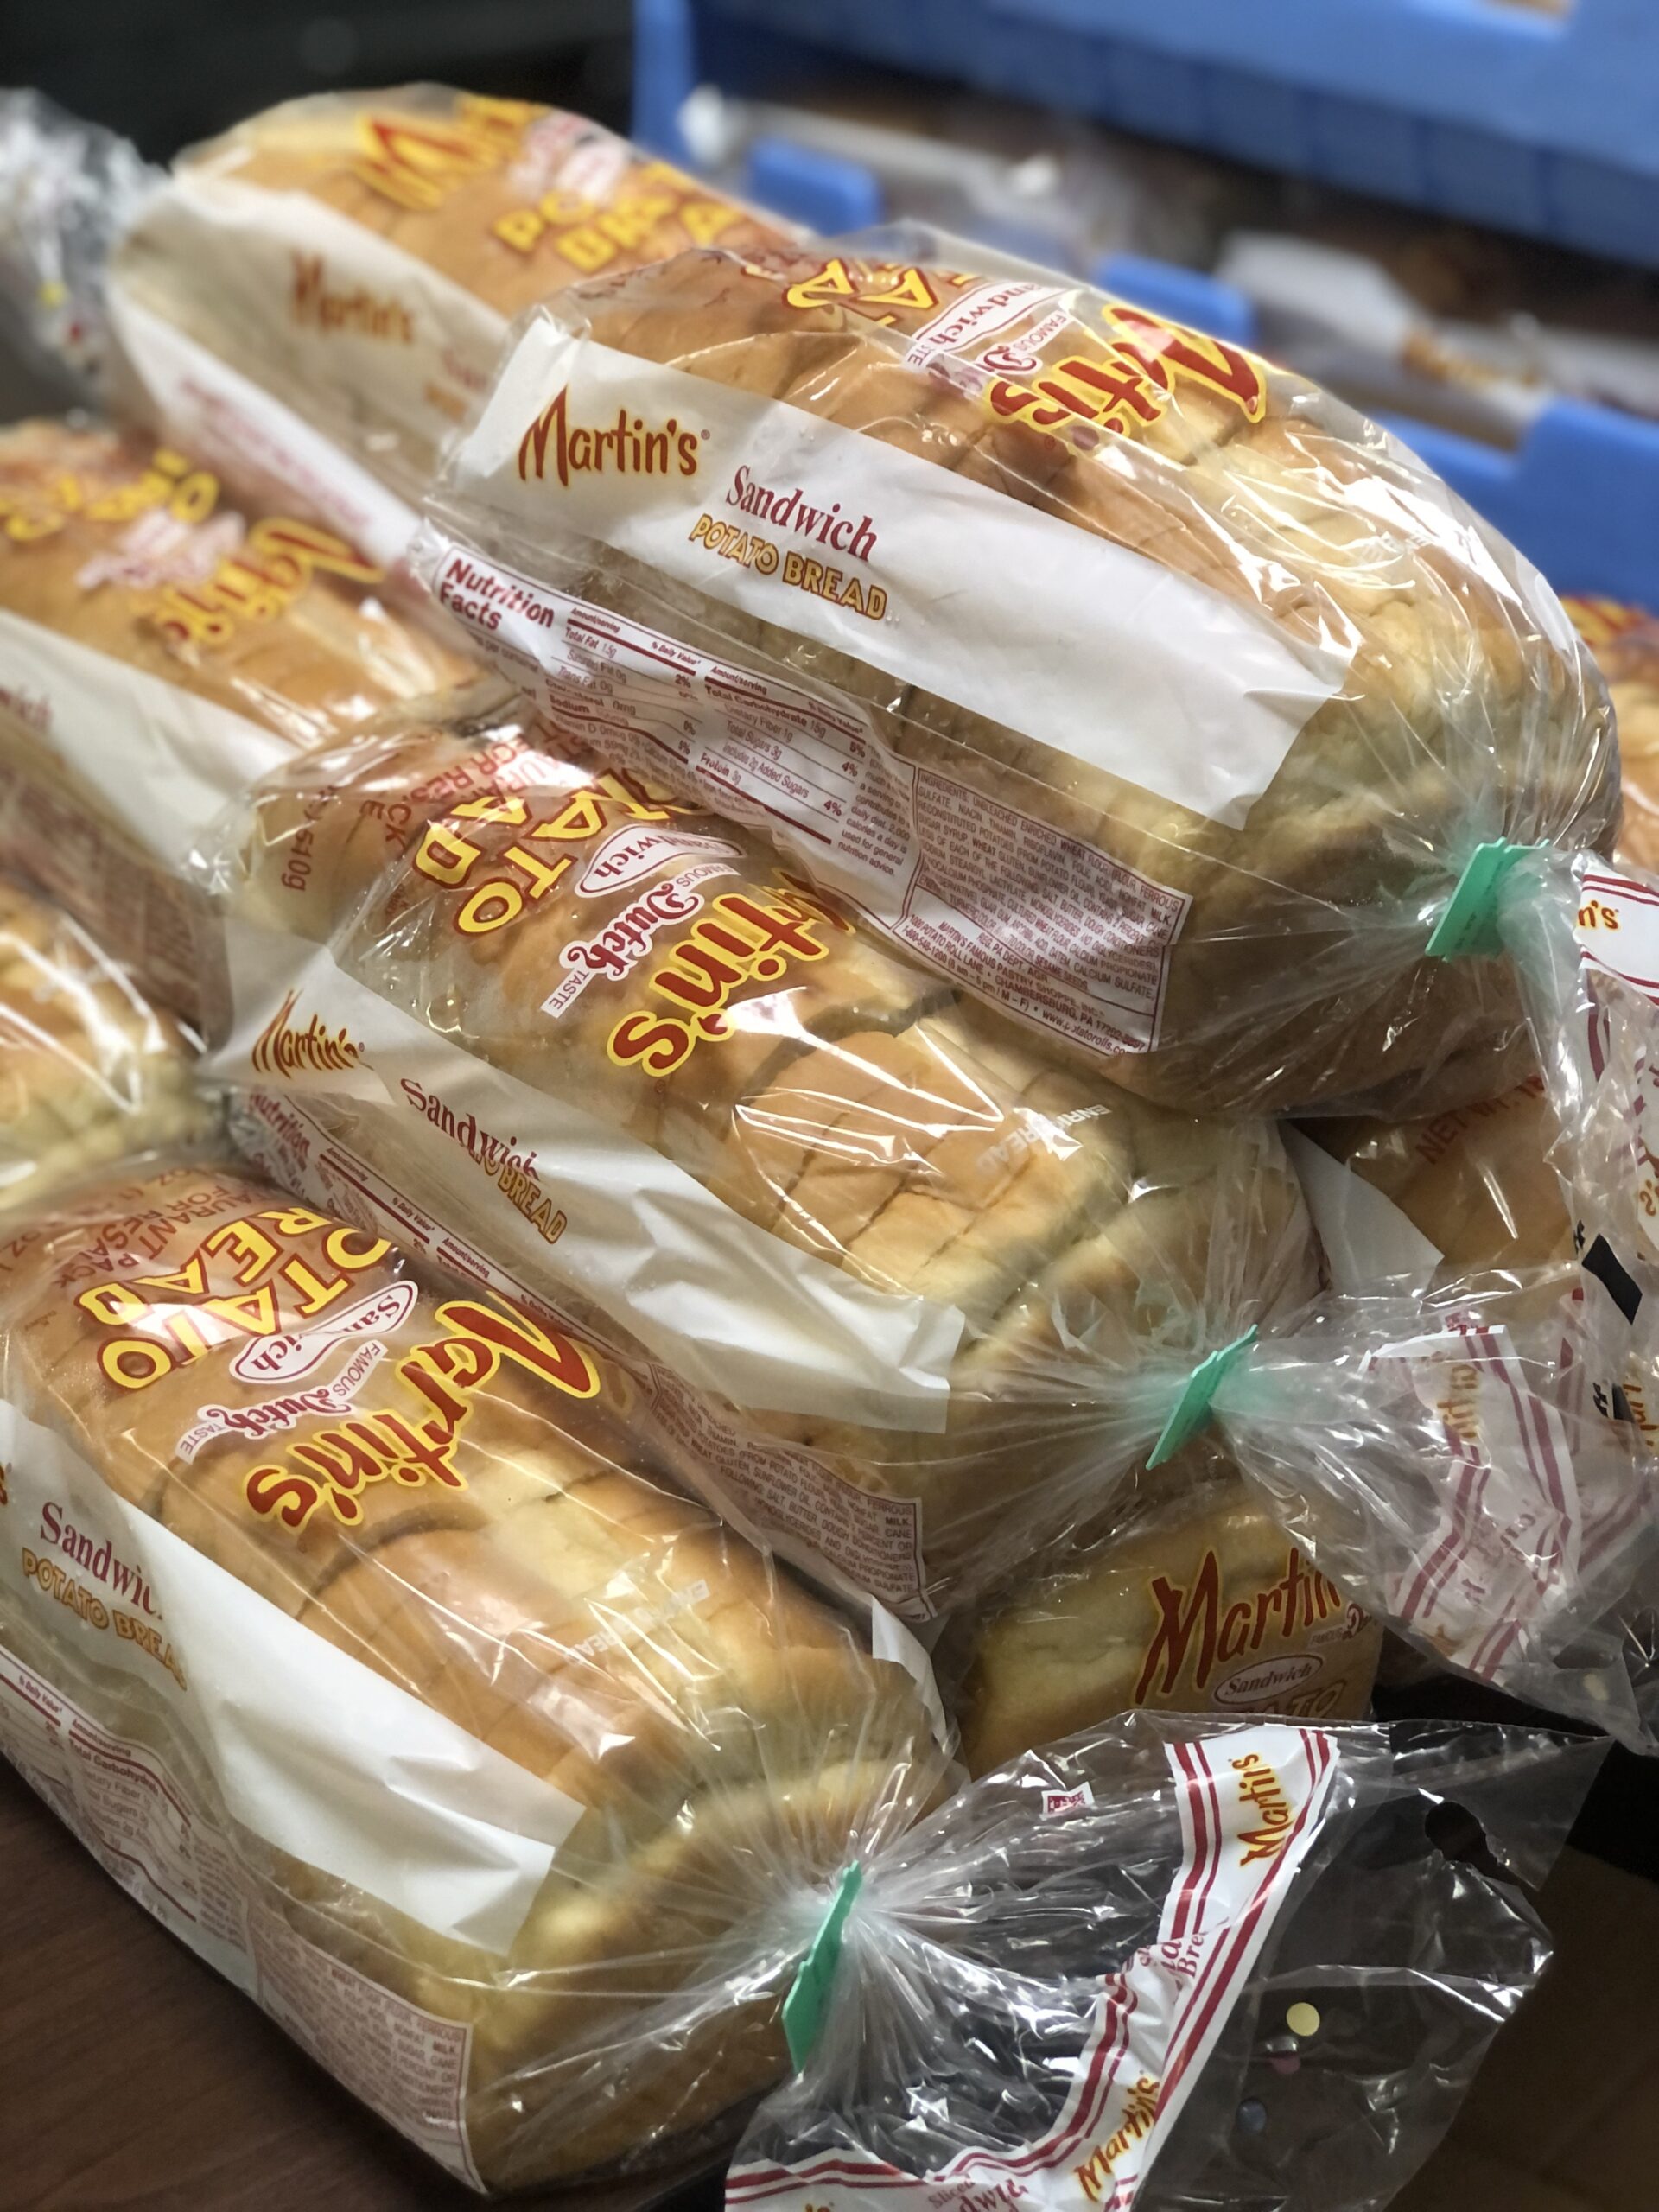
0 874 209 1212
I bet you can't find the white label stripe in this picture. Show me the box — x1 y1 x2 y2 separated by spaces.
440 318 1351 828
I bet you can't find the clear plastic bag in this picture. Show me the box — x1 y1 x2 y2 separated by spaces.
0 1152 949 2191
0 416 478 1015
203 700 1320 1627
734 1714 1602 2212
0 88 157 401
0 872 210 1213
414 236 1616 1122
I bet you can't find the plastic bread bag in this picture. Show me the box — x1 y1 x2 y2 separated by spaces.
197 698 1323 1629
1564 594 1659 872
0 90 157 402
411 236 1615 1123
733 1714 1600 2212
91 88 792 569
194 708 1659 1749
0 872 211 1216
0 1150 957 2191
0 416 480 1018
940 1448 1384 1777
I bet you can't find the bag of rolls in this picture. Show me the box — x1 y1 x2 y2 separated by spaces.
0 871 209 1213
200 705 1659 1745
0 1158 1596 2200
0 418 477 1014
413 237 1618 1122
96 89 790 564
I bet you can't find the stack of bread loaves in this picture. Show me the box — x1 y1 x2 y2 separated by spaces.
0 83 1656 2208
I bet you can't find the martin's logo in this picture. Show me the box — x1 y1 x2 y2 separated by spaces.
1231 1749 1297 1869
251 991 366 1080
1134 1545 1345 1705
517 385 702 486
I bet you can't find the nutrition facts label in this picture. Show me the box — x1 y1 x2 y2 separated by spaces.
434 545 1191 1057
0 1647 482 2188
652 1376 930 1618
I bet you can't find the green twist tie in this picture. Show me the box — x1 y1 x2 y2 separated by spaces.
1426 841 1545 961
1146 1328 1257 1470
783 1864 863 2070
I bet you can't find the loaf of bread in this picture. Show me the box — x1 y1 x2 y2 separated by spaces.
950 1452 1382 1775
418 244 1617 1118
1311 1072 1572 1289
0 1159 940 2186
0 874 209 1211
223 704 1320 1616
0 417 476 1013
1565 594 1659 872
108 89 788 515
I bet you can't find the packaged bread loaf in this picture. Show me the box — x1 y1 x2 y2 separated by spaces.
947 1448 1382 1775
415 238 1617 1120
1294 1074 1574 1306
0 1154 949 2189
103 89 789 563
0 873 208 1213
206 700 1320 1622
202 707 1659 1741
0 417 476 1014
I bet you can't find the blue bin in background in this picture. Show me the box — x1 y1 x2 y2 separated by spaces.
638 0 1659 611
645 0 1659 270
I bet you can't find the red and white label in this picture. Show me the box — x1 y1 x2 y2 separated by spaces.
0 1647 482 2186
1576 867 1659 1004
1572 866 1659 1265
902 280 1065 372
426 549 1190 1056
1366 1319 1586 1680
728 1726 1340 2211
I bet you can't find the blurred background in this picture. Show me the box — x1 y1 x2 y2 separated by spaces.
10 1 636 155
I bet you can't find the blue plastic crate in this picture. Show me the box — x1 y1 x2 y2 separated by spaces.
638 0 1659 610
647 0 1659 270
